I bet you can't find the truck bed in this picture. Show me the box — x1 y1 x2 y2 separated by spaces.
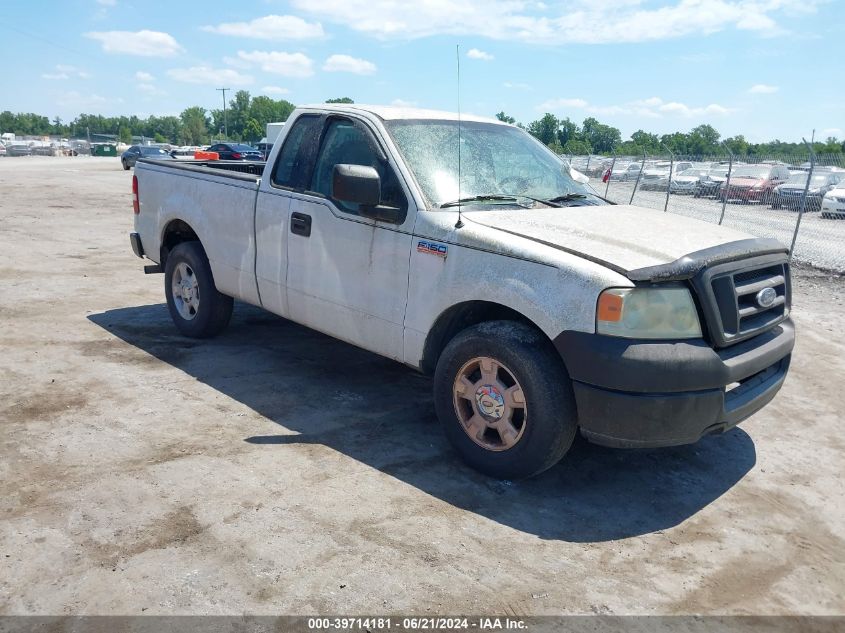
137 158 265 180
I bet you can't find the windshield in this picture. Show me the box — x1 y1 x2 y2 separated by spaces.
384 119 597 207
140 147 169 156
732 166 771 178
786 173 831 185
232 144 257 152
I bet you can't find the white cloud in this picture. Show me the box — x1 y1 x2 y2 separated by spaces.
236 51 314 77
202 15 324 40
167 66 253 86
262 86 290 95
134 71 154 82
748 83 779 94
467 48 493 61
43 65 90 80
390 98 418 107
538 95 733 118
86 30 183 57
291 0 818 44
137 83 163 95
503 81 531 90
322 54 376 75
56 91 121 109
97 0 117 6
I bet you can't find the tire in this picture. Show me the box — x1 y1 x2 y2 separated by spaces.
122 159 129 171
164 241 233 338
433 320 577 479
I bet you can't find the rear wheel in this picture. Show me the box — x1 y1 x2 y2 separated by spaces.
164 241 233 338
434 321 577 479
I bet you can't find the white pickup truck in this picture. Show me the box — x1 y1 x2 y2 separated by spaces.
130 104 794 479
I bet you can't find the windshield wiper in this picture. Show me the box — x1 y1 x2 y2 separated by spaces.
546 193 587 204
440 195 521 209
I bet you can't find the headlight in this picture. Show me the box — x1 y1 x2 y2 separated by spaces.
597 287 702 339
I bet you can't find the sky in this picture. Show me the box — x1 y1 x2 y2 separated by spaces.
1 0 843 143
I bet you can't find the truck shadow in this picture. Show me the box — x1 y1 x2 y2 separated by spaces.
88 303 756 543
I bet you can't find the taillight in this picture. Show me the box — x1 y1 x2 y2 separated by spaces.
132 175 140 214
231 152 243 159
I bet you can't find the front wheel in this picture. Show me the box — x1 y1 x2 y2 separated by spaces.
434 321 577 479
164 241 233 338
122 159 129 171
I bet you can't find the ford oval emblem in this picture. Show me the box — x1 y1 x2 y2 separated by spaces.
756 287 777 308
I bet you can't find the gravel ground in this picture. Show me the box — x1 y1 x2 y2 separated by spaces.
0 157 843 616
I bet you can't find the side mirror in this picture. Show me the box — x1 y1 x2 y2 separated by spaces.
332 164 381 206
569 166 590 184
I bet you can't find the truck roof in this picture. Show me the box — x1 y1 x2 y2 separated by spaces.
299 103 507 125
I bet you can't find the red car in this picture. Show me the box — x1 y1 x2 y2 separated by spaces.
720 164 790 203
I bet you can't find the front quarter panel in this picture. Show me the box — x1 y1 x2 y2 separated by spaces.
403 210 632 368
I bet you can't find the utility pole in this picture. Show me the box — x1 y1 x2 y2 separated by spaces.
216 88 230 140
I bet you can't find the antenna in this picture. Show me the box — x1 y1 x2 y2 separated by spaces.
455 44 464 229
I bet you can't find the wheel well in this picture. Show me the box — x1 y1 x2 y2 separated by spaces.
160 220 200 265
420 301 539 375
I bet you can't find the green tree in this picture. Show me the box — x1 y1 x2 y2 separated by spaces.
179 106 210 145
243 118 263 143
563 139 592 155
495 111 516 124
556 117 579 147
119 127 132 144
581 117 621 154
527 113 559 146
326 97 354 103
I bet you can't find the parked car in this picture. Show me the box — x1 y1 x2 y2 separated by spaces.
695 165 733 198
121 145 174 170
639 161 693 191
205 143 263 161
129 103 794 479
772 171 844 211
256 142 274 161
609 162 641 181
6 143 32 157
669 167 710 194
0 143 6 157
720 164 790 204
820 184 845 219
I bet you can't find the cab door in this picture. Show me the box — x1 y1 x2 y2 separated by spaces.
285 115 415 360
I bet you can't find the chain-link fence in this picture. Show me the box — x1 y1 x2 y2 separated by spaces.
568 152 845 272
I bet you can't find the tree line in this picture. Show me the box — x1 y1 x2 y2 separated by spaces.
497 111 844 157
1 94 841 156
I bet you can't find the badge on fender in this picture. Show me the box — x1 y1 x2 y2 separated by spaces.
417 240 448 258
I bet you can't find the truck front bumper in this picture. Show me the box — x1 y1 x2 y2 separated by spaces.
554 319 794 448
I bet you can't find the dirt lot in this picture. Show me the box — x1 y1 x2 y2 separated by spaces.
1 157 843 616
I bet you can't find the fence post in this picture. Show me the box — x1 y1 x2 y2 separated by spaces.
585 154 592 175
663 146 674 213
718 142 734 225
605 151 616 199
790 139 815 261
629 149 646 205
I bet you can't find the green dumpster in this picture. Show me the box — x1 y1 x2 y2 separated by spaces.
91 143 117 157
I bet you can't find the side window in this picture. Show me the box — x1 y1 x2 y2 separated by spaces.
271 115 321 190
208 144 220 152
310 118 407 217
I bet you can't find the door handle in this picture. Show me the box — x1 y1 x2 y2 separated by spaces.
290 212 312 237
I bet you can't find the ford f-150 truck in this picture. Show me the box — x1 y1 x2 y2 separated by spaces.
129 104 794 479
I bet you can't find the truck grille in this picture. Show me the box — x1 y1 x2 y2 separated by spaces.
693 256 791 347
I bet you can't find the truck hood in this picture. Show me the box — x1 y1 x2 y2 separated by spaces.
463 204 786 281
